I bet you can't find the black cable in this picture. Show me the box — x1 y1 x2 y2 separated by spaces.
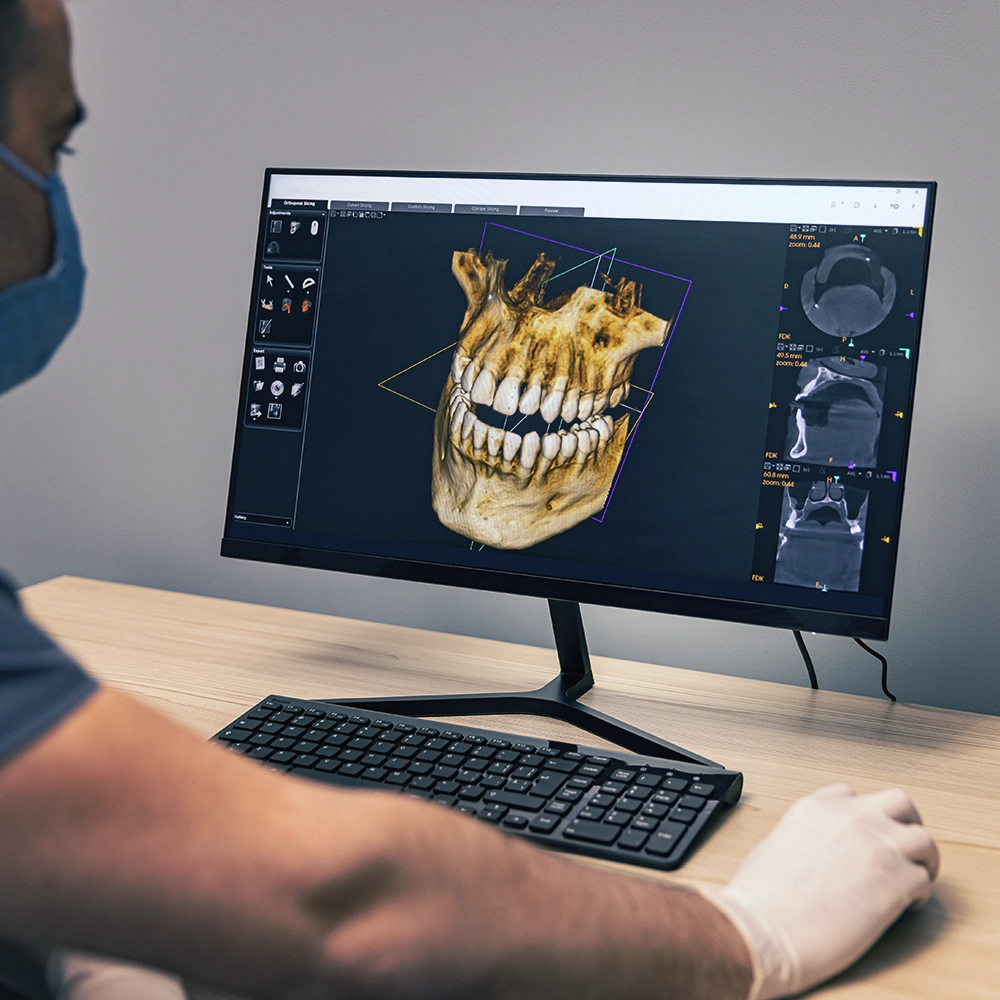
854 637 897 702
792 630 819 689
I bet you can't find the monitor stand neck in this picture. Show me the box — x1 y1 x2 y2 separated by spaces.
333 599 717 767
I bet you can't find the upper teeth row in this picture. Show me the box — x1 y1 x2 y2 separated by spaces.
451 355 628 424
447 387 615 472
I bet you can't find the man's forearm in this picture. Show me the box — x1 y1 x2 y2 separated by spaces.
0 688 751 999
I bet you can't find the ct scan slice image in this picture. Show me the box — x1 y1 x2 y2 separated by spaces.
785 357 884 468
800 244 896 338
774 480 869 592
432 250 670 549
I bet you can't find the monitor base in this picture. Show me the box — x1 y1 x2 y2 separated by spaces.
331 599 718 767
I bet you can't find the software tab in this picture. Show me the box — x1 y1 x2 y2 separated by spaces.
519 205 585 217
329 200 389 212
454 204 517 216
272 198 328 210
390 202 452 213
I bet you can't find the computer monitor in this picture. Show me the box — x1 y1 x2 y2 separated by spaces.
222 170 935 763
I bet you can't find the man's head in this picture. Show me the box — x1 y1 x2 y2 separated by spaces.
0 0 82 289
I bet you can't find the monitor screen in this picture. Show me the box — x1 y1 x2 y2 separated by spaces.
222 171 936 640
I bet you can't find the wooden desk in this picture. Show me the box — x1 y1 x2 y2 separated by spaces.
20 576 1000 1000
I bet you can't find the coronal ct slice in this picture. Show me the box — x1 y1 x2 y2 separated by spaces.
432 250 671 549
800 244 896 338
774 480 869 592
785 357 884 467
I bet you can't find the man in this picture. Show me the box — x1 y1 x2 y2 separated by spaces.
0 2 940 998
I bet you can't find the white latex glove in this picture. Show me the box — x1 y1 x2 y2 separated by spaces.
700 784 939 1000
47 951 188 1000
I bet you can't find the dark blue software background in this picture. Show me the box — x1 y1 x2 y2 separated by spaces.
286 214 784 587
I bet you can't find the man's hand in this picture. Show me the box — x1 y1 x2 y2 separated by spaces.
700 784 939 1000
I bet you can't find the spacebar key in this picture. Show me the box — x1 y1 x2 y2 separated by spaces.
564 820 621 845
483 789 545 812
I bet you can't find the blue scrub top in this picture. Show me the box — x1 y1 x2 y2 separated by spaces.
0 576 97 764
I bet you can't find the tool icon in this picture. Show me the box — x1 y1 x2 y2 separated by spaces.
260 299 273 310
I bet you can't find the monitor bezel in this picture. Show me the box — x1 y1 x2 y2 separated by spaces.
222 168 938 643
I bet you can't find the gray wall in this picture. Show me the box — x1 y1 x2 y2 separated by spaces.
2 0 997 714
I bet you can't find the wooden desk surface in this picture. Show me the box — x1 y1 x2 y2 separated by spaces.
20 576 1000 1000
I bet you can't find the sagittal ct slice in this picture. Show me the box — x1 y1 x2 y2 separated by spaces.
774 481 868 592
432 250 670 549
785 357 884 468
801 244 896 338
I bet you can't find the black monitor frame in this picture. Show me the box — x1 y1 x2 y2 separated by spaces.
224 168 936 643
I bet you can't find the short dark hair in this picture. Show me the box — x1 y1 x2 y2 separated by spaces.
0 0 29 137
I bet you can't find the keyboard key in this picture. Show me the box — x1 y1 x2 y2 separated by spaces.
249 733 274 746
282 726 305 739
486 762 513 775
465 735 486 745
261 700 283 710
617 829 649 851
247 746 272 760
338 749 363 763
370 742 395 755
333 723 357 735
537 748 560 757
385 771 410 786
529 814 561 834
339 763 364 777
440 731 464 741
350 716 371 725
669 806 698 824
480 804 507 823
234 719 262 732
556 788 583 803
590 793 615 809
610 769 636 783
347 738 371 751
601 781 626 796
260 722 283 734
689 783 715 797
495 750 520 762
630 816 659 832
408 762 433 776
513 743 537 753
470 746 495 759
483 789 545 812
293 754 318 768
316 759 340 773
505 779 533 794
652 791 679 805
564 752 584 761
532 774 566 798
410 775 436 790
456 806 478 817
604 811 632 826
544 758 579 774
646 831 683 857
385 757 410 770
361 767 387 781
270 751 295 764
612 798 639 815
219 728 251 743
564 820 620 845
356 727 382 740
417 727 440 737
489 739 512 749
400 734 425 746
432 765 457 779
448 742 472 755
642 802 670 819
624 786 651 800
360 754 386 767
270 712 293 724
293 741 318 754
655 820 689 842
425 738 449 751
271 738 295 750
520 754 543 767
579 765 604 777
578 806 606 821
416 749 441 763
502 814 529 830
464 758 488 772
567 777 593 789
663 777 688 792
587 756 612 765
544 800 572 815
457 769 482 783
479 774 506 789
393 723 415 733
393 746 418 759
458 785 484 801
512 766 537 779
435 780 460 795
440 754 465 768
679 795 707 810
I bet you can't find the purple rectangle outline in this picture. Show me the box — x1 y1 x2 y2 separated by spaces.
476 221 692 523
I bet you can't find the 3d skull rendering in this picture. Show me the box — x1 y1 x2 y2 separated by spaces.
432 250 671 549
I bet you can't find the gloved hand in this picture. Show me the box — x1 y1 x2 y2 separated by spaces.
47 951 188 1000
699 784 939 1000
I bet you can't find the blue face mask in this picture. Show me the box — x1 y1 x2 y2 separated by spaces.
0 142 85 394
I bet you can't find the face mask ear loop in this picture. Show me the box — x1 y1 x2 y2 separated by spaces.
0 141 49 191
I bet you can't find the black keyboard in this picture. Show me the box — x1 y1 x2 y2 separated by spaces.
214 695 743 871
